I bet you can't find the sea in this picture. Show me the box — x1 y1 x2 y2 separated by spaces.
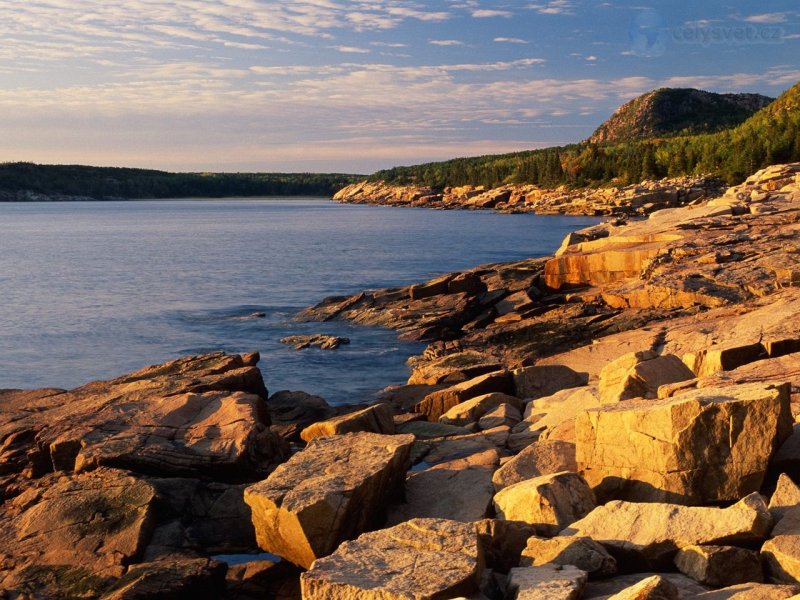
0 199 600 405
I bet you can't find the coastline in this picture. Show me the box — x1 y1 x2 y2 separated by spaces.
1 162 800 597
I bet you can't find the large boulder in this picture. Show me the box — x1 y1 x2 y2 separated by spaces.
439 392 522 427
244 432 414 569
301 518 482 599
762 535 800 584
576 382 792 504
493 472 595 535
606 575 679 600
598 351 695 404
0 352 285 480
562 493 772 570
299 403 395 442
0 468 157 596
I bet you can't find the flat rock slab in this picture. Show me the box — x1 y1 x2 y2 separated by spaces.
492 440 577 492
0 352 284 480
562 493 772 570
674 545 763 587
520 536 617 578
301 518 482 600
576 382 792 504
0 468 157 596
244 432 414 569
692 582 800 599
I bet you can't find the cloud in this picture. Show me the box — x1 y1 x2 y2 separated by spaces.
472 9 513 18
429 39 464 46
494 37 529 44
528 1 575 15
742 12 788 24
334 46 371 54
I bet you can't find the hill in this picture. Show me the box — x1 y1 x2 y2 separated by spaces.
0 163 362 200
372 81 800 188
587 88 773 144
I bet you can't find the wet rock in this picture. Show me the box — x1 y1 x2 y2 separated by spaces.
562 493 772 570
244 432 413 569
674 545 763 587
301 518 482 600
299 403 395 442
520 536 617 578
576 382 792 504
492 440 577 492
505 564 587 599
279 334 350 350
493 472 595 535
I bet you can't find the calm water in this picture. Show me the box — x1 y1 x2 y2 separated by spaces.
0 199 599 404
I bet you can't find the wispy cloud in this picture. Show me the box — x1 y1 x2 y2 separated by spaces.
528 1 575 16
429 39 464 46
742 12 789 24
472 9 514 18
494 37 529 44
334 46 371 54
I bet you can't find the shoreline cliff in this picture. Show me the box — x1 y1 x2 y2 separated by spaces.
1 163 800 598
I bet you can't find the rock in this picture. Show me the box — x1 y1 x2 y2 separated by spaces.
266 390 336 441
100 558 227 600
692 582 800 598
513 365 589 400
279 334 350 350
300 518 482 600
0 352 285 480
439 392 522 427
243 432 414 569
576 382 792 504
478 403 522 430
0 468 157 595
414 371 514 421
410 273 454 300
683 342 766 377
562 493 772 570
606 575 679 600
520 536 617 578
299 403 395 442
397 420 472 439
674 545 763 587
771 425 800 483
492 440 577 492
762 534 800 584
770 474 800 523
386 465 495 524
598 351 695 404
506 565 588 599
493 472 595 535
474 519 539 573
408 351 501 385
583 573 709 599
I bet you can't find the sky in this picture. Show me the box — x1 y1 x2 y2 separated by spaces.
0 1 798 174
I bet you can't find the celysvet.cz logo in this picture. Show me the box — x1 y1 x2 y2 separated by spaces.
629 10 787 57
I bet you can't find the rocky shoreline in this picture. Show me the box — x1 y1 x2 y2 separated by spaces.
333 176 724 217
2 163 800 598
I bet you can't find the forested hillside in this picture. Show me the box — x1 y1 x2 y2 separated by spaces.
372 82 800 189
0 163 362 199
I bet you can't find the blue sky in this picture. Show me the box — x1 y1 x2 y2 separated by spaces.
0 1 798 173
